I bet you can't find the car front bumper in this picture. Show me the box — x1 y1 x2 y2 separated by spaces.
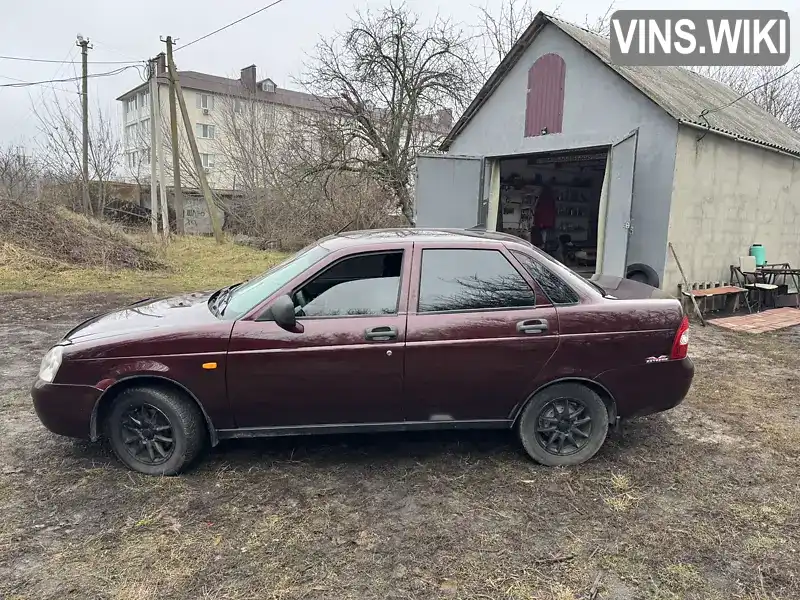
31 379 101 440
595 357 695 419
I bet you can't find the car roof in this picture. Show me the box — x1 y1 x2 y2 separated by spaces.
317 228 530 251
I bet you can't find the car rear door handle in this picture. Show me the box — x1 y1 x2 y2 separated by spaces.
364 326 398 342
517 319 548 334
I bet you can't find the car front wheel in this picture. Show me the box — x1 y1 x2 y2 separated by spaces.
106 386 206 475
518 383 609 466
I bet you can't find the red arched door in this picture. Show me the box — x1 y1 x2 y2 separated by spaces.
524 53 566 137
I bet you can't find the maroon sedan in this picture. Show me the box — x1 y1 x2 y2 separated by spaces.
32 229 693 475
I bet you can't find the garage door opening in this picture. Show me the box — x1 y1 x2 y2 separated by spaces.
495 147 609 278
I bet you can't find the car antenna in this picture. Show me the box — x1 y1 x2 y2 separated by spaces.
335 219 354 235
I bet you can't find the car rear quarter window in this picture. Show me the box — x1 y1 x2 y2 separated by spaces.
418 249 536 313
512 250 579 305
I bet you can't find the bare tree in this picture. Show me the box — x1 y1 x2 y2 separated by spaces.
35 91 83 211
0 146 40 203
89 104 122 216
213 95 285 192
475 2 614 76
476 0 538 68
694 65 800 131
210 91 402 246
582 3 615 37
35 90 122 215
121 126 150 202
300 4 481 224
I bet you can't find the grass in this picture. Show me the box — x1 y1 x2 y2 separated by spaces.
0 234 288 294
1 301 799 598
2 250 800 598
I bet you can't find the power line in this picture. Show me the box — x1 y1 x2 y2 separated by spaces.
0 54 140 65
0 74 76 94
15 45 78 137
700 62 800 117
176 0 289 52
0 64 141 88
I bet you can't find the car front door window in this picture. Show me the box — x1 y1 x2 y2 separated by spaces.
222 244 330 319
293 251 403 318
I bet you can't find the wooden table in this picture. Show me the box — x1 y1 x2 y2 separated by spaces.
682 285 749 314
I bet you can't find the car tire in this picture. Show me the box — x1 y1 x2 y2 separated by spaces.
517 383 609 467
106 386 206 476
626 263 660 288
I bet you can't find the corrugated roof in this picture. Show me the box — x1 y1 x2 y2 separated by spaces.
442 13 800 157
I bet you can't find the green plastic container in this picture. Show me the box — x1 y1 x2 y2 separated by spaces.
750 244 766 266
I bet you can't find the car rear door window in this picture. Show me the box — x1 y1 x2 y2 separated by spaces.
295 251 403 317
418 249 536 313
512 250 578 305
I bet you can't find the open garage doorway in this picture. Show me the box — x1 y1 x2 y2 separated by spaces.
415 131 641 282
494 147 608 278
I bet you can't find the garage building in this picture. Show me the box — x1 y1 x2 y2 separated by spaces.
415 12 800 291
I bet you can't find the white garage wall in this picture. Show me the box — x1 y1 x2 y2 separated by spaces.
664 126 800 292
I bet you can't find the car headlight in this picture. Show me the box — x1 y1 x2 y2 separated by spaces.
38 346 64 383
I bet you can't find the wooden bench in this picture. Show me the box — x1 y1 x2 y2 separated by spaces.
681 285 749 315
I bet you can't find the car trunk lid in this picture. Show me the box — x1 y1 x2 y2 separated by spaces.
588 274 677 301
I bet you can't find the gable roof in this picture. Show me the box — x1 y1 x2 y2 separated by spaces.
442 13 800 157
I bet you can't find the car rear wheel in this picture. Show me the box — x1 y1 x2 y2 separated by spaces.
106 386 206 476
518 383 609 466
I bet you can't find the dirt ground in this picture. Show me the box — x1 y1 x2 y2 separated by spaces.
1 292 798 600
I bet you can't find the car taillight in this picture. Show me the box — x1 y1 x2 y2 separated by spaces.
670 316 690 360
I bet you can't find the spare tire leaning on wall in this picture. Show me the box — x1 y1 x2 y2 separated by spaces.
626 263 660 288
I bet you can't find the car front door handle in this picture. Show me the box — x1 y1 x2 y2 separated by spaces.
516 319 549 334
364 326 398 342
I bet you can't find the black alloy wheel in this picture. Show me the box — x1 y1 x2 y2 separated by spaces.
517 382 609 466
106 386 206 475
120 403 175 465
535 397 592 456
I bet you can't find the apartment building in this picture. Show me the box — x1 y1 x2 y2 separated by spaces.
118 55 454 196
117 56 335 190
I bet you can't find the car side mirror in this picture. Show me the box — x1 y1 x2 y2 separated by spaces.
269 294 297 330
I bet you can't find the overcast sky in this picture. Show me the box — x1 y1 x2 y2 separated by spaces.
1 0 797 148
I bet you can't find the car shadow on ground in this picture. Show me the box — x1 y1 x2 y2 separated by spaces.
213 414 668 465
65 413 671 474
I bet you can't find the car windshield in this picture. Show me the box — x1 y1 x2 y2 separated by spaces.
219 244 330 319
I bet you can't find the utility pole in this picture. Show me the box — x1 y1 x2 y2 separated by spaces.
77 35 91 215
157 88 169 239
151 60 169 240
165 37 184 234
148 58 158 236
165 39 223 243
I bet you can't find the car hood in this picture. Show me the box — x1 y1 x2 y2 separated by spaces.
63 291 219 343
589 274 676 301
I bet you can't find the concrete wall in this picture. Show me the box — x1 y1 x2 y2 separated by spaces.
182 194 226 235
447 24 679 281
663 126 800 292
